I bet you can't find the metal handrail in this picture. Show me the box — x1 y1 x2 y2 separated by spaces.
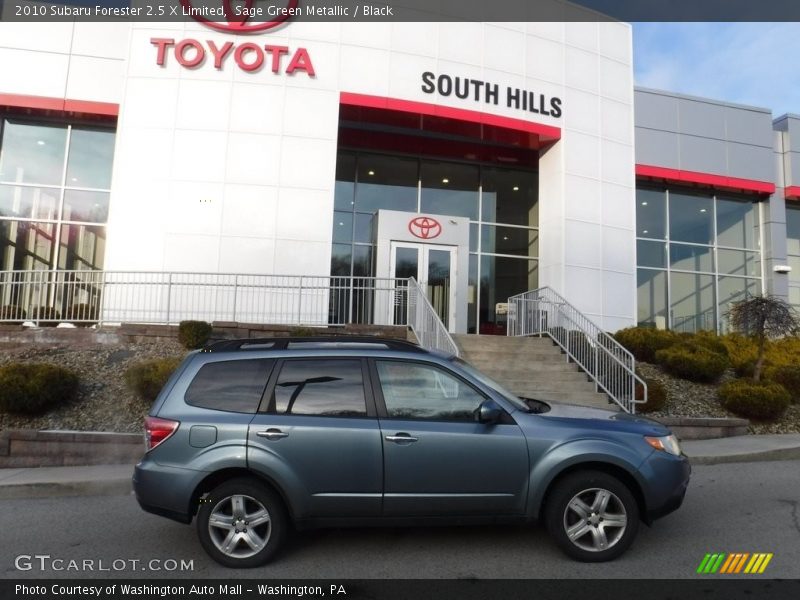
406 277 460 357
507 287 645 413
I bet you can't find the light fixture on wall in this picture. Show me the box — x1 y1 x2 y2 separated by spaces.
513 186 519 191
368 170 375 176
641 201 647 206
700 208 707 213
774 265 792 274
442 178 449 184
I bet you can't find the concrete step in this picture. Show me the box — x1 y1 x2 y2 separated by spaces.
511 390 617 409
470 362 582 374
500 380 597 393
461 351 567 363
454 335 554 348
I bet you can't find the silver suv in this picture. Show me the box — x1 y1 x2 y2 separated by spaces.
133 337 690 568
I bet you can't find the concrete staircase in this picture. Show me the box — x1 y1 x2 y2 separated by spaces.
453 334 617 411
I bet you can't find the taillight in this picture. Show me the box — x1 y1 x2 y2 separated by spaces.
144 416 179 451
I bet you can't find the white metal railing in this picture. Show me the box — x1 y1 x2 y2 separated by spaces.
507 287 646 413
407 277 460 357
0 270 411 329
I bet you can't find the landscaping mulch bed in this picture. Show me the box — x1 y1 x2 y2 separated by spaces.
639 362 800 435
0 340 187 434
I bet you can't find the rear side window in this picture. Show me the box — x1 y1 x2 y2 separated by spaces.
185 359 274 414
271 359 367 417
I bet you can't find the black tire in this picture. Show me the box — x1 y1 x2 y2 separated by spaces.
544 470 639 562
196 477 287 568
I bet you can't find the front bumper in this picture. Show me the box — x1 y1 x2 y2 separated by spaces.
642 452 691 523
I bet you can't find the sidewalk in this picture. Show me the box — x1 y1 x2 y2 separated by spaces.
1 434 800 499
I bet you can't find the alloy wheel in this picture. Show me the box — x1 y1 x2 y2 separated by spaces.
562 487 628 552
207 494 272 559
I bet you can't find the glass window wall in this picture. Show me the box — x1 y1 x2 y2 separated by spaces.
636 185 762 333
331 151 538 333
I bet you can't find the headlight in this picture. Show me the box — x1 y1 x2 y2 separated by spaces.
645 434 682 456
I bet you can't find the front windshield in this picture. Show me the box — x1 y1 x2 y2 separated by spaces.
451 357 530 412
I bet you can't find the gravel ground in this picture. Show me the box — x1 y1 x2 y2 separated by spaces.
0 340 187 433
639 362 800 434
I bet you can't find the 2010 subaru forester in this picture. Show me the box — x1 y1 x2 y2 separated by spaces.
133 337 690 568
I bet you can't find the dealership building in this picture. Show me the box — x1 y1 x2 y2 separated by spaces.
1 14 799 335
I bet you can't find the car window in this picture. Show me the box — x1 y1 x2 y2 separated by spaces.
271 359 367 417
185 359 274 414
376 360 486 421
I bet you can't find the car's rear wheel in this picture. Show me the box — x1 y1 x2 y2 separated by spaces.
545 470 639 562
197 478 287 568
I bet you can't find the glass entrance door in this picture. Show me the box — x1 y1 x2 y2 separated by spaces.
390 242 457 331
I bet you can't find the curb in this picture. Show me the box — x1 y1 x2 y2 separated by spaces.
0 478 132 500
687 445 800 465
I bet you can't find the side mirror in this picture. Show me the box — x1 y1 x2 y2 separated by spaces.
475 399 503 424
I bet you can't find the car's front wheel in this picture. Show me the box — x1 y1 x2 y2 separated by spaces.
197 478 287 568
545 470 639 562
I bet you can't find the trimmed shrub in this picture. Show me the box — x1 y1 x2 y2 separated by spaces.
718 379 790 421
766 365 800 403
0 305 26 322
655 342 728 383
124 357 182 403
0 363 79 415
178 320 213 349
31 306 61 327
679 330 729 357
614 327 679 363
289 326 317 337
67 303 98 324
635 377 667 413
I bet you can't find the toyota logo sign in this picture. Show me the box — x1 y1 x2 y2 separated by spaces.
180 0 298 34
408 217 442 240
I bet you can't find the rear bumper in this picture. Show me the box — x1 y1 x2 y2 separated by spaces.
643 453 691 523
132 459 202 525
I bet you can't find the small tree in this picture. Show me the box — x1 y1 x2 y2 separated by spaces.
727 296 800 382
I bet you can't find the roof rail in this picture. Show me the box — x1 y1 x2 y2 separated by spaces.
202 336 427 353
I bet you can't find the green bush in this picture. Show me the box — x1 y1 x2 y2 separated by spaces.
635 377 667 413
678 330 729 357
765 365 800 403
31 306 61 327
614 327 679 363
0 363 79 415
67 303 98 324
655 342 729 383
718 379 790 421
289 326 317 337
124 357 182 403
178 320 213 349
0 305 26 321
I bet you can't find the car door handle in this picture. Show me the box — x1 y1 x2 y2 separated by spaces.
256 429 289 440
385 433 418 443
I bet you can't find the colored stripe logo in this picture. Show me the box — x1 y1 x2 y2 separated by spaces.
697 553 773 574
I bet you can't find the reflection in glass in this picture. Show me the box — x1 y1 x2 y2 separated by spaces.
479 255 537 334
393 247 419 279
481 225 538 257
787 205 800 256
637 239 667 269
636 187 666 239
332 211 353 243
65 128 115 190
637 269 668 329
468 254 478 334
420 160 479 220
353 213 374 244
62 190 109 223
333 152 356 211
670 243 714 273
669 191 713 244
670 272 715 333
0 185 60 220
718 276 759 334
716 196 757 249
330 243 351 276
355 154 418 213
0 220 57 270
427 248 451 328
352 245 373 276
718 249 761 277
273 360 366 416
481 167 538 226
0 120 67 185
58 223 106 270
